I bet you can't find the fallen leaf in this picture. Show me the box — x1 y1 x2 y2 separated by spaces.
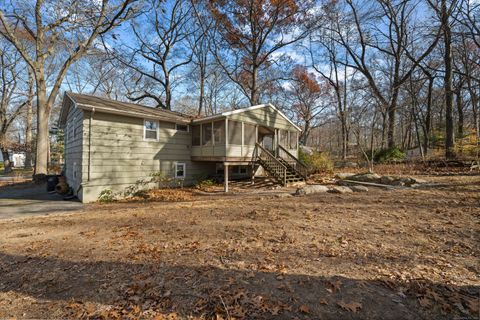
299 304 311 314
338 301 362 313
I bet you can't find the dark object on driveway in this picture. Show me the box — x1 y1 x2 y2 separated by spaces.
47 175 59 192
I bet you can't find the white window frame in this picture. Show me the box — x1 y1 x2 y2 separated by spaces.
144 119 159 141
175 123 189 132
175 162 186 179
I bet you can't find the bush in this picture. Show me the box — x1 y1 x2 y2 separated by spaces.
372 147 406 163
98 188 114 203
195 179 216 191
299 149 334 174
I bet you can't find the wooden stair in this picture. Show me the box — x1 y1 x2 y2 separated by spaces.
253 143 308 186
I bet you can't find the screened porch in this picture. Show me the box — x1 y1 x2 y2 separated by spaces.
190 117 299 162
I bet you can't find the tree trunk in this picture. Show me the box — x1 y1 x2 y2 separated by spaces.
340 112 347 160
34 88 49 176
387 90 399 149
165 78 172 110
251 65 258 105
198 68 205 116
25 101 33 169
442 0 455 159
424 77 433 154
456 90 464 139
1 148 12 173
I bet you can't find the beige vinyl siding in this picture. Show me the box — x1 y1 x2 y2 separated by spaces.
80 111 215 202
64 101 84 194
228 106 296 131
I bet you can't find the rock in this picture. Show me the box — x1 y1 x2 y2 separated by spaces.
335 172 356 180
350 185 369 192
296 185 329 195
380 175 396 184
350 173 381 183
328 186 353 194
275 193 293 198
412 177 428 184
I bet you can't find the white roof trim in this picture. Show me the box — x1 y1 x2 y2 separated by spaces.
192 103 301 131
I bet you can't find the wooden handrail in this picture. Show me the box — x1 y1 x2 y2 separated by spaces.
254 143 287 185
278 144 309 179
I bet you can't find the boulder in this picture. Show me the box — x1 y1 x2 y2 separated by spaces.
380 175 396 184
350 173 381 183
412 177 428 184
328 186 353 194
335 172 356 180
296 185 329 195
275 193 293 198
350 185 369 192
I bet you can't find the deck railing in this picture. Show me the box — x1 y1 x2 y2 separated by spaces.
278 144 309 179
253 143 287 185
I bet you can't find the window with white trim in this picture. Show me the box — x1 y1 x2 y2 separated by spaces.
176 124 189 132
144 119 159 140
175 162 186 179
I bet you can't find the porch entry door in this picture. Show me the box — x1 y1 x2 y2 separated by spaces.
258 126 275 153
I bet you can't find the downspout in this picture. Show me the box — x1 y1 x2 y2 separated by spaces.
88 107 95 181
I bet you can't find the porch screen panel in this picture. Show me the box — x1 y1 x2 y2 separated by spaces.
213 121 225 144
244 123 256 145
228 120 242 145
289 131 298 149
202 123 213 145
279 130 288 147
192 125 201 146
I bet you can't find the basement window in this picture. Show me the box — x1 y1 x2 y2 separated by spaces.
144 119 159 141
175 162 186 179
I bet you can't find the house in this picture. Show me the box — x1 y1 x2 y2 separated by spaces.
58 92 306 202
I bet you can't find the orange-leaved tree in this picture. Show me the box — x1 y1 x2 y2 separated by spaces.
208 0 314 105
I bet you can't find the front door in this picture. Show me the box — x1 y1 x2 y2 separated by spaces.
258 126 275 153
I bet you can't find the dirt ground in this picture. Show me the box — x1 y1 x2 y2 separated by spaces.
0 174 479 319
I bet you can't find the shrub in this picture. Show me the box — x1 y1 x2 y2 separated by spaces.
195 179 216 191
98 188 114 203
372 147 406 163
299 149 334 174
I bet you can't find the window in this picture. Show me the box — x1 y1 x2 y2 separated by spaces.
244 123 256 145
289 131 298 149
175 162 186 179
192 125 201 146
202 123 212 145
214 121 225 144
176 124 189 132
240 166 247 174
228 121 242 145
144 119 158 140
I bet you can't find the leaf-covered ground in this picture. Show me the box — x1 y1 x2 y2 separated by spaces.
0 175 479 319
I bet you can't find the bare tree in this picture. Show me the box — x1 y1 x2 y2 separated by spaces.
0 0 138 175
0 43 31 173
209 0 314 105
108 0 194 110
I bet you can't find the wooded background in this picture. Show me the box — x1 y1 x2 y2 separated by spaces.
0 0 479 174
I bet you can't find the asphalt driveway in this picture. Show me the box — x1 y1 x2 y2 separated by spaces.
0 182 83 220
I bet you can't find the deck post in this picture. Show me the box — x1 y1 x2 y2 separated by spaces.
224 162 229 193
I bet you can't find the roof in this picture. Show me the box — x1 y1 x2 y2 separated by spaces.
191 103 301 131
58 92 190 127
